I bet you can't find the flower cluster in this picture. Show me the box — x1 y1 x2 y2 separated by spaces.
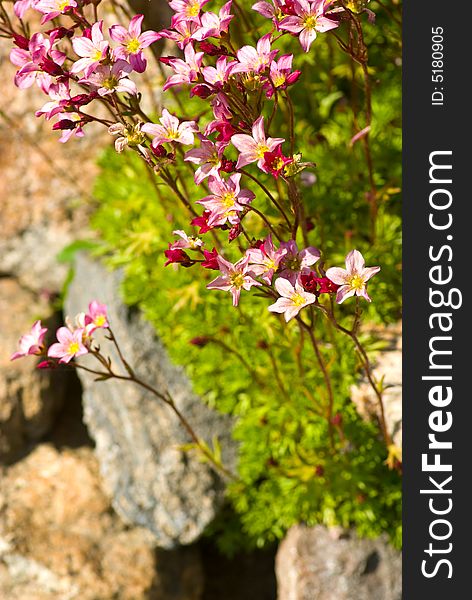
2 0 379 323
11 301 109 366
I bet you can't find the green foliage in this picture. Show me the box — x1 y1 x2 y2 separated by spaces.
89 0 402 551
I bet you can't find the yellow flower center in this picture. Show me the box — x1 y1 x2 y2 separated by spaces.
221 192 236 208
186 1 201 17
291 293 307 307
230 273 245 288
304 15 317 30
68 342 80 355
92 49 104 61
348 274 365 290
94 315 106 327
256 143 270 159
265 258 277 271
126 38 141 54
103 76 119 90
58 0 69 10
273 73 286 88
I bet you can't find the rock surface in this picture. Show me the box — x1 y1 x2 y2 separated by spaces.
0 444 204 600
65 253 235 548
275 525 401 600
0 278 67 463
351 322 402 448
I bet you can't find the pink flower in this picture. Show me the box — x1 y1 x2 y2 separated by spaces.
47 327 88 363
231 116 284 170
184 137 224 184
52 112 85 143
264 54 301 97
326 249 380 304
194 1 234 40
142 109 198 147
164 247 192 266
9 32 62 92
246 235 286 284
233 33 278 74
11 320 48 361
207 254 261 306
170 229 203 249
14 0 38 19
159 19 201 50
34 0 77 24
161 44 204 91
262 146 293 178
71 21 109 76
197 173 255 227
35 81 70 120
279 240 321 284
268 277 316 322
80 60 137 96
109 14 160 73
170 0 210 23
191 211 213 233
84 301 109 331
280 0 339 52
202 56 238 87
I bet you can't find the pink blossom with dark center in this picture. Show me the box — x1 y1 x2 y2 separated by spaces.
278 240 321 284
80 60 137 96
9 32 64 92
207 254 261 306
246 234 287 284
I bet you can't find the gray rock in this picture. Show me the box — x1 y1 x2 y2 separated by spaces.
65 254 235 548
275 525 402 600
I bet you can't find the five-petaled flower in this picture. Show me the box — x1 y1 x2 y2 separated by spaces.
48 326 89 363
109 14 160 73
207 254 261 306
280 0 339 52
231 116 284 171
326 249 380 304
268 277 317 321
142 109 198 148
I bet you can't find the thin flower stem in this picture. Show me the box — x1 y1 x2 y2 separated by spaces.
240 169 292 232
297 315 335 450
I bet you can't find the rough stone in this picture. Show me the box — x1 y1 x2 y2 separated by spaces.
0 443 205 599
0 20 102 293
65 253 236 548
275 525 402 600
351 322 402 448
0 278 67 463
